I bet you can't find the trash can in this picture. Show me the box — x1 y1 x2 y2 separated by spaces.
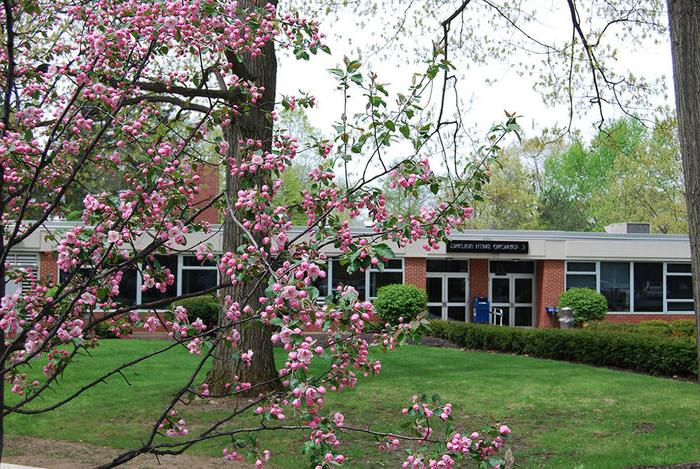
559 306 574 329
473 297 490 324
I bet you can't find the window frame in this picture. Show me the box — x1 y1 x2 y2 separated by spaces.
323 258 405 301
55 254 220 310
565 260 694 314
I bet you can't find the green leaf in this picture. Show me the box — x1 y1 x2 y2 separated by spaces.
399 125 410 138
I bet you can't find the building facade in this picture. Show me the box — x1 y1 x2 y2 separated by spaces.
6 221 695 328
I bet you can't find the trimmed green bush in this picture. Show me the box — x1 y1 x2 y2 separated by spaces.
585 319 695 341
559 288 608 324
671 319 696 339
373 284 427 325
428 320 697 378
637 319 672 336
170 295 220 328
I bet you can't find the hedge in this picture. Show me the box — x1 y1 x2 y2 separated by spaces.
584 319 696 340
428 320 698 378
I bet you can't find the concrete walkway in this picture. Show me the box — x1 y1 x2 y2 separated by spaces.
2 464 44 469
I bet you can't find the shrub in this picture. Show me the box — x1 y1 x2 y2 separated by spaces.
585 319 695 341
558 288 608 324
373 284 427 325
670 319 696 339
428 320 697 378
94 320 117 339
637 320 672 336
170 295 220 328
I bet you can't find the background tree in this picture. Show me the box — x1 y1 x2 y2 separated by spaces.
470 148 540 230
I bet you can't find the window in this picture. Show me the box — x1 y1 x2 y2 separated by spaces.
566 262 597 290
5 252 38 295
180 256 218 296
141 256 178 304
600 262 630 312
566 260 695 313
331 260 366 300
633 263 663 312
489 261 534 275
427 259 468 273
325 258 405 301
114 268 137 305
369 261 404 298
666 263 693 312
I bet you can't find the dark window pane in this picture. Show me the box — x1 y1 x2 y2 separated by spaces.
514 278 533 303
447 305 466 322
427 259 468 273
447 277 466 302
427 306 443 320
566 274 597 290
312 275 328 298
427 277 442 303
489 261 534 274
667 264 692 273
492 278 510 304
514 306 532 326
633 263 663 312
667 301 694 312
370 271 403 297
383 259 403 270
183 256 217 267
667 275 693 300
567 262 596 272
600 262 630 311
141 256 178 305
182 270 218 295
331 260 366 300
114 268 137 305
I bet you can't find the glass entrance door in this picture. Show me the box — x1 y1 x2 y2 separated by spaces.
489 274 534 326
427 274 468 322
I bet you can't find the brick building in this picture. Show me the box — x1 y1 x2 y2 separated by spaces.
7 220 695 328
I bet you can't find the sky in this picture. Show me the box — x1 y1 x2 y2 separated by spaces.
275 1 676 150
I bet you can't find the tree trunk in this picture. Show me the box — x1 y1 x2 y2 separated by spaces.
205 0 282 396
667 0 700 378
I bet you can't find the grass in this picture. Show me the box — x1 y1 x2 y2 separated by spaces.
6 339 700 468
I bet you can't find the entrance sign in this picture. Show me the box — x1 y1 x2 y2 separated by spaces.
447 240 529 254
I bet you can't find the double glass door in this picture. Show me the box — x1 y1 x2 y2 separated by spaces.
489 274 534 326
427 274 468 322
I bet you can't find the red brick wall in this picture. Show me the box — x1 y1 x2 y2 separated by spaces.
39 252 58 285
193 164 220 224
404 257 426 291
469 259 489 321
606 314 695 324
536 260 565 328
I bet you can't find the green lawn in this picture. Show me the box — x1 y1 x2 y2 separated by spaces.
6 340 700 468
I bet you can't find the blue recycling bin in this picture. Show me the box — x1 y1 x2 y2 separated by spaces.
473 297 490 324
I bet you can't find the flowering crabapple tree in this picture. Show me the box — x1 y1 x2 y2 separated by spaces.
0 0 519 467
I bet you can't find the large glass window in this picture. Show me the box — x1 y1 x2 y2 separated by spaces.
324 258 405 301
181 256 218 296
114 268 137 305
331 260 366 300
566 262 597 290
666 263 693 312
633 263 663 312
566 260 695 313
600 262 630 312
141 256 178 305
